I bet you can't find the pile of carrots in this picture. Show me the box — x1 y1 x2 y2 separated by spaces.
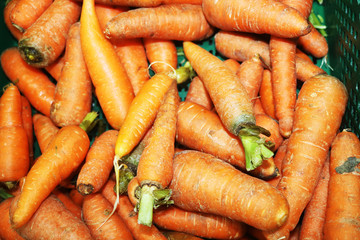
1 0 359 239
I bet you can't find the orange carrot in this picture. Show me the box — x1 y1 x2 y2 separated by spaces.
323 130 360 239
183 41 273 171
0 197 24 240
185 76 213 110
255 113 283 151
161 231 203 240
299 157 329 240
127 176 140 206
0 85 29 182
169 150 289 231
44 54 65 81
32 113 59 153
162 0 202 4
104 4 215 41
69 188 84 207
259 69 276 119
94 3 128 31
82 193 134 240
266 139 289 187
296 48 313 63
52 189 82 220
18 0 81 68
1 47 56 117
10 194 93 240
294 53 327 82
21 96 34 164
50 22 92 127
223 58 241 73
80 0 134 130
77 129 118 195
10 0 53 33
176 101 278 180
101 179 168 240
253 98 267 115
261 74 348 239
144 38 178 74
154 206 247 239
77 0 163 7
297 24 328 59
202 0 311 38
10 124 90 228
3 0 23 40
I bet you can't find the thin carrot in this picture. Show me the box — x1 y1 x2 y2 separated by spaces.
82 193 133 240
266 139 289 187
255 113 283 151
296 48 313 63
223 58 241 73
3 0 23 40
69 188 84 207
52 189 82 220
260 74 348 239
259 69 276 119
101 179 168 240
77 129 118 195
323 130 360 239
104 4 215 41
32 113 59 153
202 0 311 38
0 198 24 240
1 47 56 117
21 96 34 164
18 0 81 68
10 0 53 33
50 22 92 127
153 206 247 239
185 76 213 110
297 23 328 59
44 54 65 81
176 101 279 180
80 0 134 130
10 194 93 240
299 157 330 240
183 41 273 171
169 150 289 231
0 85 29 182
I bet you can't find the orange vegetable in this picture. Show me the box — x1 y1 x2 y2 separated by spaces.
69 188 84 207
267 139 289 187
259 69 276 119
0 198 24 240
255 113 283 151
52 189 82 220
32 113 59 153
297 24 329 59
44 54 66 81
3 0 23 40
20 96 33 164
223 58 241 73
184 76 213 110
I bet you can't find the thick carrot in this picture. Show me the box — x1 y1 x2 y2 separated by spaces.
176 101 278 180
255 113 283 151
202 0 311 38
299 157 329 240
0 198 24 240
169 150 289 231
101 179 168 240
52 189 82 220
323 130 360 239
3 0 23 40
44 54 65 81
1 47 56 117
260 74 348 239
144 38 178 74
185 76 213 110
50 22 92 127
259 69 276 119
267 139 289 187
153 206 247 239
135 81 179 226
9 125 90 228
0 85 29 182
104 4 215 41
77 129 118 195
82 193 133 240
297 24 329 59
32 113 59 153
80 0 134 130
10 0 53 32
69 188 84 207
183 41 273 171
18 0 81 68
10 194 93 240
21 96 34 164
223 58 241 73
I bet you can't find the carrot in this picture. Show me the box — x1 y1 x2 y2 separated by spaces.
18 0 81 68
44 54 65 81
299 157 329 240
10 194 93 240
259 69 276 119
104 4 215 41
77 129 118 195
101 179 168 240
50 22 92 127
223 58 241 73
176 101 279 180
323 130 360 239
0 85 29 182
183 41 273 171
161 0 202 4
69 188 84 207
127 176 140 206
296 48 313 63
135 81 179 226
169 150 289 231
267 139 289 187
94 3 128 31
21 96 34 164
202 0 311 38
52 189 82 220
253 98 267 115
294 53 327 82
297 24 328 59
255 113 283 151
0 197 24 240
260 74 348 239
10 0 53 33
32 113 59 153
3 0 23 40
9 121 92 228
185 76 213 110
153 206 247 239
77 0 163 7
161 231 203 240
82 193 133 240
1 47 56 117
80 0 134 130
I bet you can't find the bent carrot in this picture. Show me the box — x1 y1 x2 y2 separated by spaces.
21 96 34 164
297 24 328 59
183 41 273 171
32 113 59 153
0 198 24 240
3 0 23 40
0 85 29 182
323 130 360 239
169 150 289 231
1 47 56 117
80 0 134 130
259 69 276 119
185 76 213 110
18 0 81 68
104 4 215 41
202 0 311 38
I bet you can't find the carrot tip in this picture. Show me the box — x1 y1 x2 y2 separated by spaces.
77 183 94 196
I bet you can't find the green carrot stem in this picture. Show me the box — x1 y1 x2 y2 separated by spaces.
79 111 98 133
137 185 157 227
